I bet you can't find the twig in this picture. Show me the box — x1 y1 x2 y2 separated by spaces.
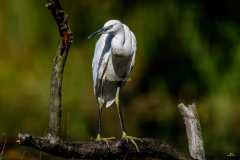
17 133 192 160
46 0 73 142
178 103 205 160
0 134 6 156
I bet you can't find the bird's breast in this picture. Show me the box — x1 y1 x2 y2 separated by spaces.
103 54 132 81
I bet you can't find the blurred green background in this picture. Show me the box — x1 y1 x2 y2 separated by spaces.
0 0 240 159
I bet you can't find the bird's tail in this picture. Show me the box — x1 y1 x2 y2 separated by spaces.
98 97 115 108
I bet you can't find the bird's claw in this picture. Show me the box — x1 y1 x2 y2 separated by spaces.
96 134 115 141
121 131 143 152
95 134 115 147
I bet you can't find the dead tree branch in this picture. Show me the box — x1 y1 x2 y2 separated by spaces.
45 0 73 142
178 103 205 160
17 133 193 160
16 1 201 160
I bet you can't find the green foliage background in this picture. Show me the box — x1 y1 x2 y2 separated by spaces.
0 0 240 159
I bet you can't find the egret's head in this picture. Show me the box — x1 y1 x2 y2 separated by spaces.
88 20 123 39
103 20 123 34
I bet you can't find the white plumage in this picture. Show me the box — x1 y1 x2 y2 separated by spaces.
91 20 137 108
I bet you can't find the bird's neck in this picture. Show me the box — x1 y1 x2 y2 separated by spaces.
112 29 125 47
111 27 132 56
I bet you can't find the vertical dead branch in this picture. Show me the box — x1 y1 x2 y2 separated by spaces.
46 0 73 142
178 103 205 160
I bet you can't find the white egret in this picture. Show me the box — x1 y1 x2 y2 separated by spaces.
88 20 141 151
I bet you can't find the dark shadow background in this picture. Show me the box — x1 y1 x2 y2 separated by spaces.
0 0 240 159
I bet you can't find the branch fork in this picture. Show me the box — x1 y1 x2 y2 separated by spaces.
17 0 206 159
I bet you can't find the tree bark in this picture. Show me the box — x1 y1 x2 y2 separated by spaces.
178 103 205 160
46 0 73 142
17 133 193 160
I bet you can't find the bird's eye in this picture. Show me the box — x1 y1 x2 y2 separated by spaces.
105 25 113 31
108 25 113 29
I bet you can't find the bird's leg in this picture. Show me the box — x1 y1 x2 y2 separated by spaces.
96 101 115 142
96 104 103 141
115 88 125 132
115 87 143 152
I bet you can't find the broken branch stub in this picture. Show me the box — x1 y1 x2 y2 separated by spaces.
178 103 205 160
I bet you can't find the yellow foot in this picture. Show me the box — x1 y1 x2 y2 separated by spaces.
96 134 115 141
121 131 143 152
95 134 115 147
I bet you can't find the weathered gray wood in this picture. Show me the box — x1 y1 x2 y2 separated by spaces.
17 133 193 160
178 103 205 160
46 0 73 142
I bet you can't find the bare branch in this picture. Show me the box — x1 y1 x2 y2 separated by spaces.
46 0 73 142
17 133 192 160
178 103 205 160
16 1 204 160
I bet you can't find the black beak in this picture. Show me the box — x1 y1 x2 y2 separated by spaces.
88 26 112 39
88 27 105 39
